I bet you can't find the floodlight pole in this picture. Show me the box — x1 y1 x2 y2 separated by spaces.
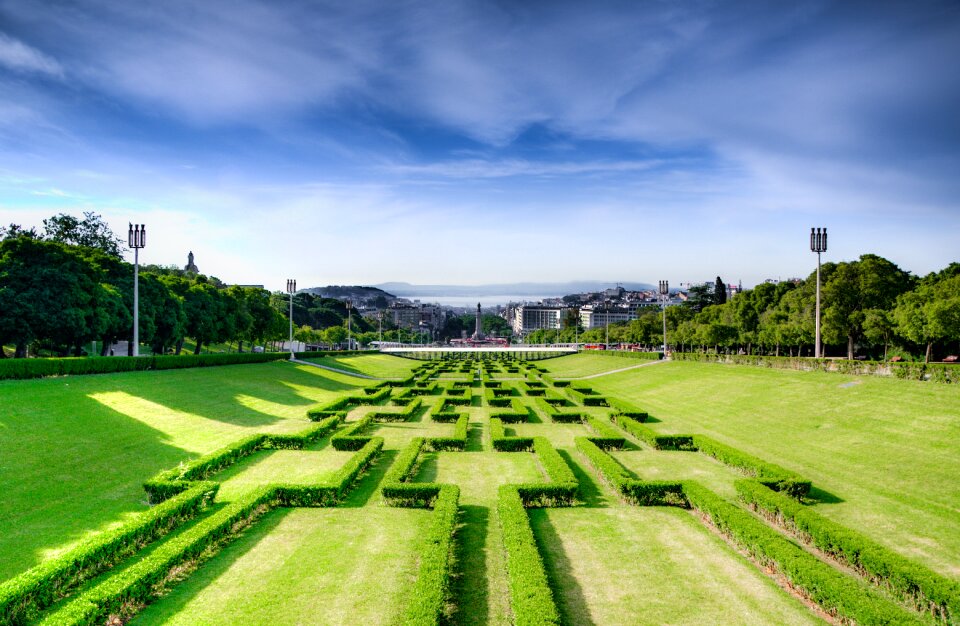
128 224 146 357
810 228 828 358
659 280 669 358
286 279 296 360
346 300 352 351
378 311 383 344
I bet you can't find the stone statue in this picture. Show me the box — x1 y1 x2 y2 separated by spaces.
184 251 199 273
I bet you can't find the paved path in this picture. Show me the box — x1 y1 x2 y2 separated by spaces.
289 358 403 380
563 358 668 380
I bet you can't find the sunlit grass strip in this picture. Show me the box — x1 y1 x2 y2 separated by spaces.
0 483 218 626
39 438 383 626
683 481 927 626
737 479 960 622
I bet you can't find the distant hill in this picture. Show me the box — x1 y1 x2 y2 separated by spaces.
301 285 396 307
374 281 654 298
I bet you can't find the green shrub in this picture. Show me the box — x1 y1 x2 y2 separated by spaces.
611 414 695 450
331 415 374 450
575 437 684 506
0 483 217 625
370 397 423 422
682 481 926 626
584 416 625 449
737 480 960 621
497 486 562 626
491 418 533 452
694 436 810 498
426 415 469 451
400 485 460 625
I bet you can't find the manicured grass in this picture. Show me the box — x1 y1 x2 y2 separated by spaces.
305 353 418 378
0 361 361 580
592 361 960 578
610 449 744 500
213 447 356 502
540 353 657 378
130 506 430 625
530 506 820 625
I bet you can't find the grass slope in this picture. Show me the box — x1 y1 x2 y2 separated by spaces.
0 361 362 580
593 361 960 578
540 353 656 378
305 353 418 378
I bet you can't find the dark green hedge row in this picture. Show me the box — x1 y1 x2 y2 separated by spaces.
491 418 533 452
331 415 374 450
607 397 648 421
682 481 926 626
497 486 562 626
430 407 465 422
533 398 584 423
585 416 625 449
611 413 695 450
306 386 391 417
672 352 959 383
145 416 342 502
425 415 469 452
575 437 685 506
401 485 461 626
491 398 529 423
695 436 810 498
737 480 960 621
602 350 663 360
274 437 383 507
38 485 276 626
0 352 298 380
0 483 217 626
369 397 423 422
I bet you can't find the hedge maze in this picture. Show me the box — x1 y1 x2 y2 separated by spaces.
4 355 958 625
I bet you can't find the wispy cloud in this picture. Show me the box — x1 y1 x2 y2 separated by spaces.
0 32 62 77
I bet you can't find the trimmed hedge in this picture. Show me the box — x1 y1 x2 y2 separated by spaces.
575 437 684 506
145 416 342 502
369 397 423 422
400 485 461 626
737 479 960 621
0 352 298 380
672 352 959 383
611 413 695 451
425 415 469 452
683 481 926 626
497 486 562 626
491 418 533 452
331 415 374 450
0 483 217 626
584 416 625 449
306 386 391 418
602 350 663 361
490 398 529 423
694 435 810 498
533 397 584 423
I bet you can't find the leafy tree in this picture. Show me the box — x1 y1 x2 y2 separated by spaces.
715 276 727 305
893 273 960 362
684 282 714 313
42 212 125 259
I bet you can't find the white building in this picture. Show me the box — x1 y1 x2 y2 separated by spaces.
511 304 566 336
579 305 639 330
389 301 443 329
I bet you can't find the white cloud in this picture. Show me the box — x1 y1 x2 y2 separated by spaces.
0 33 62 77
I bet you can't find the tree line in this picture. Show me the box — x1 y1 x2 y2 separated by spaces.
528 255 959 362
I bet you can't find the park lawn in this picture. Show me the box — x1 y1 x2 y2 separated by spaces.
304 353 418 378
539 352 657 378
0 361 363 580
592 361 960 579
130 506 431 626
414 434 545 626
611 448 744 500
213 447 357 502
529 506 821 625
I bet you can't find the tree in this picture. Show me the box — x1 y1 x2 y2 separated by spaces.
893 274 960 362
183 282 225 354
684 282 714 313
42 212 125 259
715 276 727 305
862 309 895 361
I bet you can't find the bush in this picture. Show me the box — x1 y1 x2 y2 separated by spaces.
491 418 533 452
737 480 960 621
683 481 926 626
426 415 469 451
331 415 374 450
369 397 423 422
0 483 217 625
497 486 562 626
611 414 695 450
575 437 684 506
491 398 529 423
694 436 810 498
584 416 625 449
400 485 460 625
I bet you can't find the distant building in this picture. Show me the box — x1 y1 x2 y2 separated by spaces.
390 300 443 329
580 305 638 329
511 304 566 336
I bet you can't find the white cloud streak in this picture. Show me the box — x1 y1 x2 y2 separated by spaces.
0 32 62 77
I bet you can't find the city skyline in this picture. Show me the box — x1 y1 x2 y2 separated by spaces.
1 0 958 291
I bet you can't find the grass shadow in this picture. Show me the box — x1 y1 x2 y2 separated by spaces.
466 423 485 452
340 449 399 508
413 453 439 483
450 505 490 626
525 406 543 424
806 485 845 505
558 450 614 508
528 509 598 626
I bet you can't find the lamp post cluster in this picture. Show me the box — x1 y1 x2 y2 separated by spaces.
810 227 828 358
128 224 146 357
286 279 296 360
345 300 352 350
659 280 669 357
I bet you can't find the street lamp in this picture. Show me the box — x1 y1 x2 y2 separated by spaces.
810 228 828 358
128 223 146 357
286 279 296 360
659 280 669 358
377 311 383 345
345 299 352 351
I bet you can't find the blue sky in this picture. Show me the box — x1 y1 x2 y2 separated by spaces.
1 0 958 291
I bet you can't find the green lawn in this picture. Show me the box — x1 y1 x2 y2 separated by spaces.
0 361 362 580
539 352 658 378
592 361 960 578
4 353 956 625
305 353 418 378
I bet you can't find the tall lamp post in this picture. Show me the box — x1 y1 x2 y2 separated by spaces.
128 223 146 357
377 311 383 345
659 280 669 358
286 279 296 360
810 228 828 358
345 299 352 351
